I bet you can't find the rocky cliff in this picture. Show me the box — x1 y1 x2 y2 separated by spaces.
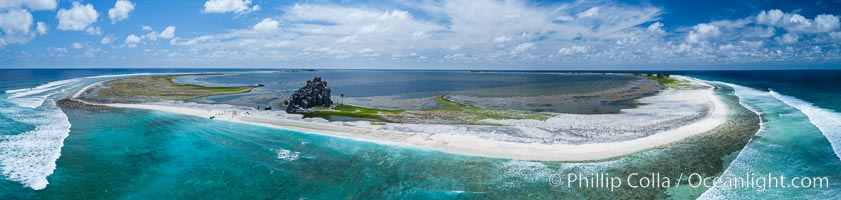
285 77 333 113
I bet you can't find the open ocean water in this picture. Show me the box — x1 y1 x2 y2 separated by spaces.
0 69 839 199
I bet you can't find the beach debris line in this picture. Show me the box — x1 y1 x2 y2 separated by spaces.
285 76 333 113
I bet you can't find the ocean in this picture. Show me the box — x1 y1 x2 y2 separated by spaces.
0 69 838 199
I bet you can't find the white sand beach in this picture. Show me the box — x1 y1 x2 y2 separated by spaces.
71 76 727 161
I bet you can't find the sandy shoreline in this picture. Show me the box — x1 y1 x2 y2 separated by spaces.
70 76 727 161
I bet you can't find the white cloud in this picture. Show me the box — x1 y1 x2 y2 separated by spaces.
142 25 152 31
108 0 135 24
86 26 102 35
168 0 666 65
159 26 176 39
253 18 279 31
203 0 259 14
0 9 32 34
358 48 374 53
47 47 67 53
577 7 599 18
647 22 664 33
36 22 47 35
556 15 574 22
0 0 56 11
164 1 841 67
558 45 587 55
359 24 390 34
143 31 158 41
815 14 841 32
493 36 512 43
830 32 841 40
56 2 99 31
71 42 84 49
512 42 535 53
686 23 720 43
411 31 429 38
125 34 140 48
335 35 357 43
0 9 34 46
756 9 841 33
718 44 737 51
101 36 112 44
777 33 800 44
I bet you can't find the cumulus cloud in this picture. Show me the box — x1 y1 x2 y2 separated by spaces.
160 1 841 67
0 9 32 34
125 26 176 47
686 23 720 43
512 42 535 53
124 34 140 48
56 2 99 31
71 42 84 49
100 36 112 44
647 22 664 33
169 0 667 65
253 18 279 31
0 0 57 11
108 0 135 24
756 9 841 33
0 9 35 46
776 33 800 44
36 22 47 35
718 44 737 51
558 46 588 55
203 0 259 14
86 26 102 35
159 26 176 39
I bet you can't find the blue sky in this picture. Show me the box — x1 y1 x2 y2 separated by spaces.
1 0 841 69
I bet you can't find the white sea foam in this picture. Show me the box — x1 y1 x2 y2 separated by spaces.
4 79 78 95
5 79 82 108
0 98 71 190
714 82 767 136
0 72 280 190
699 82 768 199
769 90 841 161
0 74 141 190
276 149 301 161
496 160 551 189
698 82 841 198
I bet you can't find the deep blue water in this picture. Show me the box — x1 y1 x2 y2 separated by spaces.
676 70 841 113
0 69 839 199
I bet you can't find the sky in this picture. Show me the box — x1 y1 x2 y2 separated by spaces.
1 0 841 70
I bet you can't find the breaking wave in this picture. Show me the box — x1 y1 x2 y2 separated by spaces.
701 82 841 198
769 90 841 161
0 73 146 190
276 149 301 162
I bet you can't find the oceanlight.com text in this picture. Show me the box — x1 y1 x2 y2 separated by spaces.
548 172 829 192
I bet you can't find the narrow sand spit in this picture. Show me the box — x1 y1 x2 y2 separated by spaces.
71 76 727 161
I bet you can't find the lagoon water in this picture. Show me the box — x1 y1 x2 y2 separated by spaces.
0 69 839 199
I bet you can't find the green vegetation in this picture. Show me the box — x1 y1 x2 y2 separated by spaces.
411 95 552 122
641 75 699 89
305 104 404 121
334 104 404 115
96 75 256 101
303 96 551 124
646 76 677 86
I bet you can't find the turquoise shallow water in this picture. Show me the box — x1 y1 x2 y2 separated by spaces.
699 83 841 198
0 69 839 199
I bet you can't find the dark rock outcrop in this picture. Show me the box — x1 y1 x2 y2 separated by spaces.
285 77 333 113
